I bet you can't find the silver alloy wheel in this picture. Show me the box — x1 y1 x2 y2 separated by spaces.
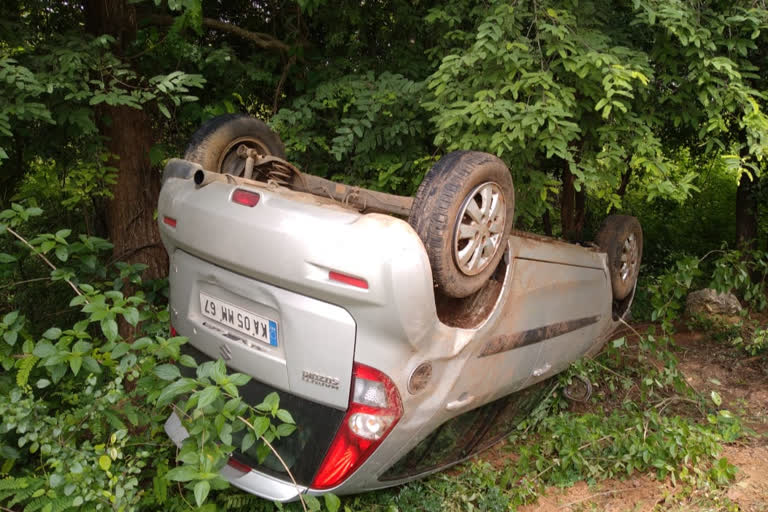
619 233 638 281
453 182 506 276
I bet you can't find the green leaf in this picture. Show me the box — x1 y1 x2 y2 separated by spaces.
304 495 321 512
33 341 57 358
111 342 131 359
3 311 19 325
154 364 181 381
100 318 118 342
194 480 210 507
276 423 296 437
165 465 199 482
69 356 82 376
82 357 101 374
55 245 69 262
49 473 63 488
98 455 112 471
276 409 295 425
36 379 51 389
3 331 17 345
158 103 171 119
256 391 279 413
149 144 166 165
0 252 17 263
157 378 197 406
241 432 256 452
324 493 341 512
179 354 198 368
43 327 62 340
251 416 270 437
123 307 139 327
711 391 722 407
229 373 250 386
196 386 220 410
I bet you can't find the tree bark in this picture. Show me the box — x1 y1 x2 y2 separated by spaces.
542 208 553 237
736 170 759 252
560 163 586 241
146 14 290 52
616 166 632 198
85 0 167 280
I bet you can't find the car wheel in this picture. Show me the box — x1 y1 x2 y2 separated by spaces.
184 114 286 176
595 215 643 300
409 151 515 299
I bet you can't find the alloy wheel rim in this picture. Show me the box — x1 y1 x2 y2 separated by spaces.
453 182 506 276
619 233 638 281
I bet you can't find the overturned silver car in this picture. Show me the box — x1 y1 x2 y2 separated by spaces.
158 114 642 501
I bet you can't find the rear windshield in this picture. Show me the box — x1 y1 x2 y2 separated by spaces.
180 343 346 486
380 379 555 481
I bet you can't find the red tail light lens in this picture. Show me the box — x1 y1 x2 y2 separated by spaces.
311 363 402 489
163 216 177 227
226 456 253 476
232 189 260 207
329 271 368 290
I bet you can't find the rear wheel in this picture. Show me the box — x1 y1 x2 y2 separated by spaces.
595 215 643 300
409 151 515 298
184 114 285 176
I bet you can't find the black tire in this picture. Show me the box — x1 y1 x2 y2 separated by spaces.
184 114 286 176
595 215 643 301
409 151 515 298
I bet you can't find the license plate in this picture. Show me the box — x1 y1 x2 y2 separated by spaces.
199 292 278 347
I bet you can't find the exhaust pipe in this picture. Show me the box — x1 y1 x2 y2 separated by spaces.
193 169 240 187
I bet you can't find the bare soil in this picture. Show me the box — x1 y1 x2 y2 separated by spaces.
488 323 768 511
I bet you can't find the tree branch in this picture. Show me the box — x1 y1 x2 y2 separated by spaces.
146 15 290 53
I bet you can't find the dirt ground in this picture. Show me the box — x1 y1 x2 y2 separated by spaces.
502 324 768 511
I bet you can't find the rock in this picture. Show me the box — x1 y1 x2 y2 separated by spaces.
685 288 742 317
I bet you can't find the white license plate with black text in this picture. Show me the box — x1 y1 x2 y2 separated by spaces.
199 292 278 347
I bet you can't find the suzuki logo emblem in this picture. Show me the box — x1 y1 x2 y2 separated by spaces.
219 343 232 361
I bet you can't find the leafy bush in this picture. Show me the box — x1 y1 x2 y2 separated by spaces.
273 72 433 195
0 204 336 512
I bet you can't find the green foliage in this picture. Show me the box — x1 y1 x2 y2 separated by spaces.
732 325 768 356
0 29 204 160
273 72 433 195
424 0 671 223
422 0 768 226
644 248 768 330
0 201 350 511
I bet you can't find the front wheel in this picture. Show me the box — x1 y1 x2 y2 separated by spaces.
409 151 515 298
595 215 643 300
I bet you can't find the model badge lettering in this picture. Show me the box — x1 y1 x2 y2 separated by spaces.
302 370 340 390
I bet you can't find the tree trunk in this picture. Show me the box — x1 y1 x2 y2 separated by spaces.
560 163 586 241
85 0 167 280
736 170 759 252
542 209 553 237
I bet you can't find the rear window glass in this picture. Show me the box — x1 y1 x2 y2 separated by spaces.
380 379 555 481
180 343 346 486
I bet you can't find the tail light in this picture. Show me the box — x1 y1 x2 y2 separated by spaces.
311 363 402 489
328 271 368 290
226 456 252 477
232 188 260 207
